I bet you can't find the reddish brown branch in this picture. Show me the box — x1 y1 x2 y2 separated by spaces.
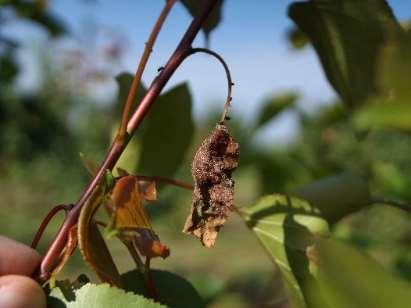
37 0 220 282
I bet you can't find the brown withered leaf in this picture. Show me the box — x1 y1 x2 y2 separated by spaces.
106 175 169 259
183 123 239 247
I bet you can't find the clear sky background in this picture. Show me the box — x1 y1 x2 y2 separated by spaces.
4 0 411 143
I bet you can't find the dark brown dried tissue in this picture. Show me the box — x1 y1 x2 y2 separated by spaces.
183 123 239 247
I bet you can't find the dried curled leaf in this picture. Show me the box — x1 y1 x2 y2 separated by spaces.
183 123 239 247
106 175 169 259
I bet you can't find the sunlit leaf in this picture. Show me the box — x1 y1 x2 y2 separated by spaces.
354 102 411 131
288 0 402 108
48 283 164 308
241 194 330 308
77 175 122 287
294 172 372 224
122 269 205 308
309 238 411 308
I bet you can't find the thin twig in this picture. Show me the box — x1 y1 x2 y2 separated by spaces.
118 0 177 140
116 167 194 190
135 175 194 190
38 0 220 282
189 47 234 123
31 204 72 249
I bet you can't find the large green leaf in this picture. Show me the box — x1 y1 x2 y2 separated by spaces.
137 83 194 178
48 283 164 308
180 0 224 40
113 76 193 177
309 238 411 308
294 172 372 224
240 194 329 308
288 0 402 108
122 269 205 308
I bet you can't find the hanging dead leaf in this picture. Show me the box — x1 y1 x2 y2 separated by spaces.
183 123 239 247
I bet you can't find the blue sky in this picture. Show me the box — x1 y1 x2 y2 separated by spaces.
4 0 411 143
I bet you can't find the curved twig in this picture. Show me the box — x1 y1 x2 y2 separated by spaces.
189 47 234 123
31 204 73 249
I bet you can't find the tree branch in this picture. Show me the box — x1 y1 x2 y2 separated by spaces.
37 0 220 282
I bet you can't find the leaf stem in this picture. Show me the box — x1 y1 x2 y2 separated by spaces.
189 47 234 123
37 0 220 283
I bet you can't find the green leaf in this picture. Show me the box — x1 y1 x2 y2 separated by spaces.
354 102 411 131
294 172 372 224
180 0 224 40
113 75 193 177
122 269 205 308
48 283 164 308
240 194 329 308
309 238 411 308
288 0 402 108
256 92 298 127
137 83 194 178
